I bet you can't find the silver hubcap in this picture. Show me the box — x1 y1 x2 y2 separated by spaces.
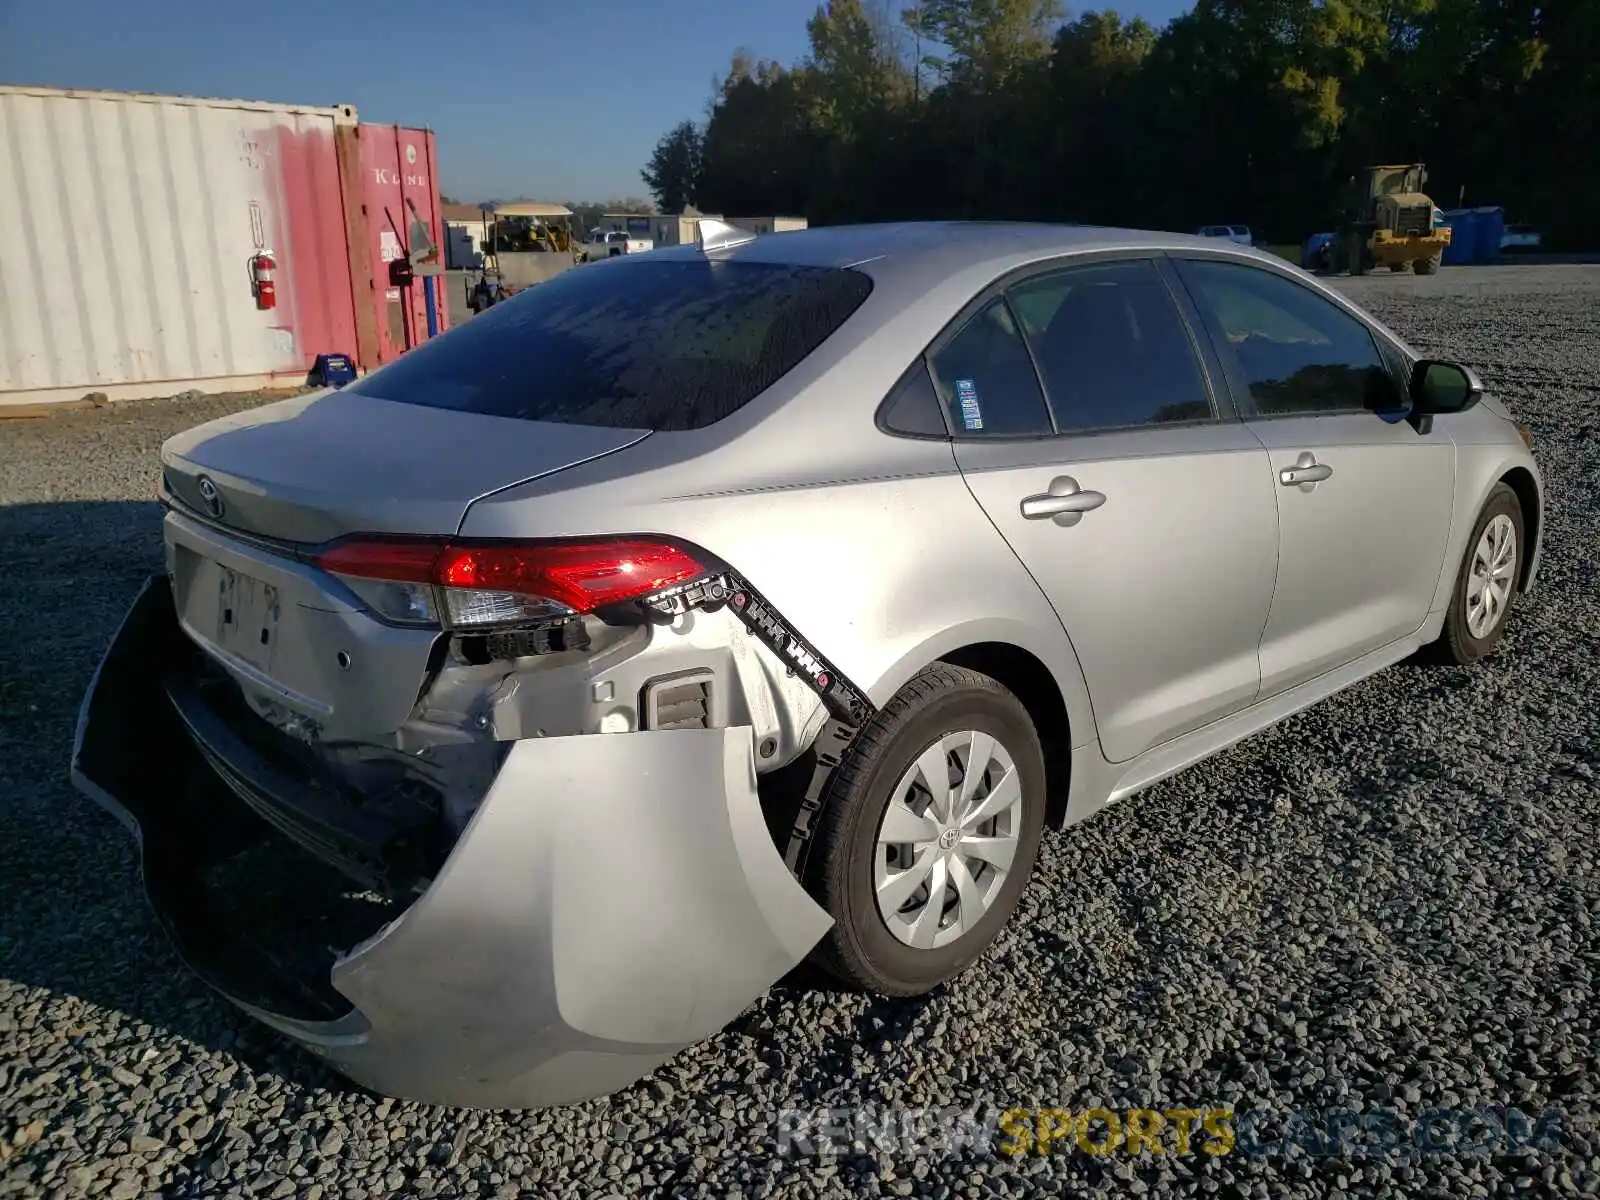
1466 513 1517 639
873 730 1023 950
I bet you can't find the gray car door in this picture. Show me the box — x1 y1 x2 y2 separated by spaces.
1172 255 1456 698
940 256 1280 765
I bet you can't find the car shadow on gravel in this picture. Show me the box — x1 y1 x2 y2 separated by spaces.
0 499 363 1096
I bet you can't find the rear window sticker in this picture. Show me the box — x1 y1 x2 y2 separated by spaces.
956 378 984 430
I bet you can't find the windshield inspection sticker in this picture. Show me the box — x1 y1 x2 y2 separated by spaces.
956 379 984 430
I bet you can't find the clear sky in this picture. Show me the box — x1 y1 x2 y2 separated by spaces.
2 0 1194 202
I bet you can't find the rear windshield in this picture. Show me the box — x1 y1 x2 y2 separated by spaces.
349 259 872 430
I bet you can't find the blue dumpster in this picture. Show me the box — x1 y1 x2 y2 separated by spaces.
1472 206 1505 264
1440 209 1477 266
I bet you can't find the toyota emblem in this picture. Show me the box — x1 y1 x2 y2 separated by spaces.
196 475 225 519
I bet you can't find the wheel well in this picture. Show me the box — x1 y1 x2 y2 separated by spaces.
1500 467 1540 591
939 642 1072 829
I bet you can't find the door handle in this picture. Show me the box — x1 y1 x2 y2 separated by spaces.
1279 452 1333 487
1020 475 1106 522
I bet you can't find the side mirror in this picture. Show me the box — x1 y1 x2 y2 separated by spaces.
1407 359 1484 433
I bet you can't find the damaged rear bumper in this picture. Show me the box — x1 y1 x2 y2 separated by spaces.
70 576 833 1109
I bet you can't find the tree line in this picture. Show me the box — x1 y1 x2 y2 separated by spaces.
642 0 1598 249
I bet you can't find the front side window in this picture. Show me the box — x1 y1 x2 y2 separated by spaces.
927 299 1053 436
346 259 872 431
1177 259 1399 416
1008 260 1212 432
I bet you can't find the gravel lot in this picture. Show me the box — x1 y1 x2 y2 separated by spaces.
2 265 1597 1199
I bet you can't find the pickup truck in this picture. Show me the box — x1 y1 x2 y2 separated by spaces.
580 228 653 261
1500 224 1542 253
1196 224 1254 247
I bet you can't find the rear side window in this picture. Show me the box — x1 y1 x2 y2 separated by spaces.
348 259 872 430
1008 260 1212 432
927 299 1053 436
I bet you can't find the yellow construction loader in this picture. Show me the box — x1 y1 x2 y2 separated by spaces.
1334 164 1452 275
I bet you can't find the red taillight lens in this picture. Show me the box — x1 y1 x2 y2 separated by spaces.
316 538 441 583
433 540 705 612
313 536 706 628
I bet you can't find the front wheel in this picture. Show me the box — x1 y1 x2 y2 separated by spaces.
1414 253 1442 275
1427 483 1524 665
805 664 1047 995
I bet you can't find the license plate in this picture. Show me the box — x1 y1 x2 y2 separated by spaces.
215 566 280 673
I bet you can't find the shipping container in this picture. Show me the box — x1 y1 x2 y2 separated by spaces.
356 122 448 363
0 85 446 409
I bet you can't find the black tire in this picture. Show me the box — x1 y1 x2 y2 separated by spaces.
1414 253 1442 276
1427 483 1524 665
805 663 1047 995
1388 261 1410 273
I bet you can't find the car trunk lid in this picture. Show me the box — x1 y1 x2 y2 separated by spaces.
160 389 651 545
157 390 650 742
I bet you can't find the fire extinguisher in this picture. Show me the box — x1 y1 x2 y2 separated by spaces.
249 251 277 310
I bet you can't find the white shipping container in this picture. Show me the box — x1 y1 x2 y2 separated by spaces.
0 85 358 407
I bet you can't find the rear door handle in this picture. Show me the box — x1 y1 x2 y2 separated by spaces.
1020 476 1106 522
1279 452 1333 487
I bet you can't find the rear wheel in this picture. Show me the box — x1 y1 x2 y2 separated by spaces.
1428 484 1524 664
805 664 1047 995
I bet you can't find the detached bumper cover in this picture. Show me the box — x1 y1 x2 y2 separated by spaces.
71 576 833 1109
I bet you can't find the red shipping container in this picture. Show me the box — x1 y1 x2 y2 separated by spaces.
358 124 449 365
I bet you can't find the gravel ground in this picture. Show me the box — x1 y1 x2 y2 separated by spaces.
2 265 1597 1199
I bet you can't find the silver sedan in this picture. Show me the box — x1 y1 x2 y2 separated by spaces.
73 219 1542 1109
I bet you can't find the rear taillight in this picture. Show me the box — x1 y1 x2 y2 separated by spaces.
314 536 707 629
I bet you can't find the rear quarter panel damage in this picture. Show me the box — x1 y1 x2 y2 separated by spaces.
458 434 1098 752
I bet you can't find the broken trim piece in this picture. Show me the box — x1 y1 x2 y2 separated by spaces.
714 575 872 875
709 574 872 875
636 567 876 877
637 568 872 726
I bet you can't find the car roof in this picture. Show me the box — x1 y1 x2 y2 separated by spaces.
643 220 1264 282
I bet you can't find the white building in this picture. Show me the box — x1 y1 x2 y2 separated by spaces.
441 203 491 270
651 210 809 247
